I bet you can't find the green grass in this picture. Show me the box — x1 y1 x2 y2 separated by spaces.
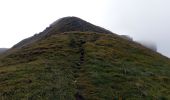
0 32 170 100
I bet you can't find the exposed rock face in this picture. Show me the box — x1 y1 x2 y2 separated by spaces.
49 17 113 34
12 17 113 49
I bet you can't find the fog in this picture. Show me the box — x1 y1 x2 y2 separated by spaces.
0 0 169 57
104 0 170 58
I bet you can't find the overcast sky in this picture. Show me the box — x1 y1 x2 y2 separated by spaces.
0 0 170 57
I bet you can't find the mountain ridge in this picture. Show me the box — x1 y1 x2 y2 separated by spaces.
13 17 113 49
0 17 170 99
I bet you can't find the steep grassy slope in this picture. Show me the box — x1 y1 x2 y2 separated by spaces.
0 32 170 100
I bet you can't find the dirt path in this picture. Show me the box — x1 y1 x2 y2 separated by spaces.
73 38 86 100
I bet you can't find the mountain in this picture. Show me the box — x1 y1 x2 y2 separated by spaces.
13 17 113 49
0 17 170 100
0 48 8 53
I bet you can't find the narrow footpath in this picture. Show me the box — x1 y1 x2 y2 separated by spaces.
73 38 86 100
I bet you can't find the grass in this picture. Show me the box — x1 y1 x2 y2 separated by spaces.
0 32 170 99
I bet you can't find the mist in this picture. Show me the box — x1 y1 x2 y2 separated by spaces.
103 0 170 57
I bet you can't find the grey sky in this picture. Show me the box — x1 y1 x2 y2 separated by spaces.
0 0 169 57
103 0 170 58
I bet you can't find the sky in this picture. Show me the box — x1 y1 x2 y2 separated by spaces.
0 0 170 57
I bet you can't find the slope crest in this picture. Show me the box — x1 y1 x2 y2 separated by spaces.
13 17 113 48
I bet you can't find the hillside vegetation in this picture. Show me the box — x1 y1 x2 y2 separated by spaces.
0 32 170 100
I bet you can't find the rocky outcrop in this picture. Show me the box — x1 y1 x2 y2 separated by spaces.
120 35 157 52
13 17 113 49
120 35 133 41
137 41 157 52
